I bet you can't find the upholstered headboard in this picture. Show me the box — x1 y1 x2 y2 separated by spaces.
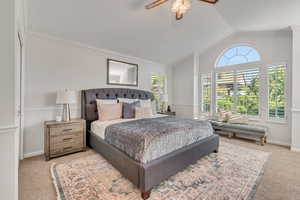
81 88 154 130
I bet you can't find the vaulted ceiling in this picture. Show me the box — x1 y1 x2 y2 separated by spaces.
27 0 300 65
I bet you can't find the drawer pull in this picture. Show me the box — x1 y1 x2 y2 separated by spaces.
63 138 73 141
63 146 73 151
62 128 73 132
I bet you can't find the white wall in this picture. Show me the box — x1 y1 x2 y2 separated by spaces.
172 55 195 118
0 0 18 199
172 30 293 146
291 26 300 151
24 32 168 157
0 0 15 126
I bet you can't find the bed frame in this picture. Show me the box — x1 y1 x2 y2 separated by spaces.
81 88 219 199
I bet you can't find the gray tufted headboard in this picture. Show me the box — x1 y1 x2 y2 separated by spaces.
81 88 154 131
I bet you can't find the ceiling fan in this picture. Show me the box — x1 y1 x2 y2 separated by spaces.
145 0 219 20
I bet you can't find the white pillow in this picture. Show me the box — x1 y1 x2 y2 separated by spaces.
139 99 151 108
96 99 118 105
118 98 139 104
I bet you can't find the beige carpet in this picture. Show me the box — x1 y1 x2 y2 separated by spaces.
51 141 269 200
20 137 300 200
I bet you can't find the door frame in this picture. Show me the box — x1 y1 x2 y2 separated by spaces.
16 30 25 160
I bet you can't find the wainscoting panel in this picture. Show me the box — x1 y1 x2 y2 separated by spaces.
0 125 19 200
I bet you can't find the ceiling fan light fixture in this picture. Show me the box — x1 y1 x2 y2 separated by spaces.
171 0 191 14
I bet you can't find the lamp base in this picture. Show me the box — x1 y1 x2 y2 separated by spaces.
62 104 71 121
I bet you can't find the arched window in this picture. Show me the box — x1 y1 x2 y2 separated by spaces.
216 45 261 67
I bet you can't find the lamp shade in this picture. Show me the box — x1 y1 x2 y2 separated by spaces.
161 94 169 102
56 89 77 104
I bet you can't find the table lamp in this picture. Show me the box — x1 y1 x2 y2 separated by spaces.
56 89 76 121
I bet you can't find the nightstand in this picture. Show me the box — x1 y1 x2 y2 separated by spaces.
158 111 176 116
44 119 86 161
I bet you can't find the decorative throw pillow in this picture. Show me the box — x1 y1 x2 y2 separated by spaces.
118 98 139 104
96 99 117 105
123 101 141 119
139 99 151 108
135 106 153 119
218 111 232 122
97 103 122 121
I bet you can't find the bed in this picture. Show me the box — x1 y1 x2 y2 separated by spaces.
81 88 219 199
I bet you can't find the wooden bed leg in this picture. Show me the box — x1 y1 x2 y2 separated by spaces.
214 149 218 153
141 190 152 200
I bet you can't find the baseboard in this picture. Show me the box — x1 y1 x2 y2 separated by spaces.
268 140 290 147
24 150 44 158
291 147 300 152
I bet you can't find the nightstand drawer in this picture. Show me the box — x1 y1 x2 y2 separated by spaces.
50 133 83 145
50 141 83 156
50 124 83 136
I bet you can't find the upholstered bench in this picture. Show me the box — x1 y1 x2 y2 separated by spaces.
209 120 268 145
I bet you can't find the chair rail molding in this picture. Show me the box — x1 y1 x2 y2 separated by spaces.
291 108 300 113
0 125 18 134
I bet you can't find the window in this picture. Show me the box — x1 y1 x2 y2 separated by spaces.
151 75 165 110
201 73 212 113
216 71 235 112
236 69 260 116
216 46 261 67
216 69 260 116
268 65 286 119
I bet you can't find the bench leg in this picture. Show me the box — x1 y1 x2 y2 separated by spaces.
228 132 234 138
264 136 267 144
260 137 265 146
141 190 152 200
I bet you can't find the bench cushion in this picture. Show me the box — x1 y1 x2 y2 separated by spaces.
209 120 268 136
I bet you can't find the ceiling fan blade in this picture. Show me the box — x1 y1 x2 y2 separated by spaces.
145 0 169 9
198 0 219 4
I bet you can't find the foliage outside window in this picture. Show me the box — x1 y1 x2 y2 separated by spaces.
236 69 260 116
216 69 260 116
151 75 165 110
268 66 286 119
201 73 212 113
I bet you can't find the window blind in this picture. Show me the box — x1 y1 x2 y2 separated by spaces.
216 71 235 112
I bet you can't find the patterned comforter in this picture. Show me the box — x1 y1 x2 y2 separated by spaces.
105 116 213 163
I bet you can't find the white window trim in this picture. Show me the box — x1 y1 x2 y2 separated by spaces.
215 44 261 68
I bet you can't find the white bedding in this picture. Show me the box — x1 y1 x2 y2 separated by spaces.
91 114 166 139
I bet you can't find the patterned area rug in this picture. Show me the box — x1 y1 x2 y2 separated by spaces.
51 142 269 200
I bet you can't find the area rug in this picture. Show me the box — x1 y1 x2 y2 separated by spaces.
51 142 270 200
